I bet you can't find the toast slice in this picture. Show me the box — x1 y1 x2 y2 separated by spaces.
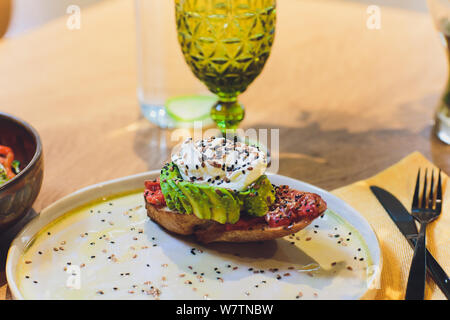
146 198 324 243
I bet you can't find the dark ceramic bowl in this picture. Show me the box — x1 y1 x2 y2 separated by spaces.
0 112 43 231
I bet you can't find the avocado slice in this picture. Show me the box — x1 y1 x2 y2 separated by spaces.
167 179 194 214
178 182 212 220
159 162 192 213
202 187 229 224
238 175 275 217
167 180 189 213
159 163 179 211
162 182 177 211
218 188 241 224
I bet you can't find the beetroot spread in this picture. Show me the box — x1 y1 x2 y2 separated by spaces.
144 179 166 207
144 181 326 229
265 185 326 228
224 185 326 230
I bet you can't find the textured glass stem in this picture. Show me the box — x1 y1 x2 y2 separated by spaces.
210 97 245 133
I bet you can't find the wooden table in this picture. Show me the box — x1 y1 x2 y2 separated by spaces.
0 0 449 299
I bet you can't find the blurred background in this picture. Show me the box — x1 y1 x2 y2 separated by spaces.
0 0 430 39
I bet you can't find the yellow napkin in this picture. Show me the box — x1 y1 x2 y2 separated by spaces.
332 152 449 300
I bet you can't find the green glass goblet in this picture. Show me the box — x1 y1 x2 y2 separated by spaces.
175 0 276 132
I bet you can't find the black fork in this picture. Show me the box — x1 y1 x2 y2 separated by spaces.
405 168 443 300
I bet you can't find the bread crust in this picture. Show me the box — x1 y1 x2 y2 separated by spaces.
146 202 319 243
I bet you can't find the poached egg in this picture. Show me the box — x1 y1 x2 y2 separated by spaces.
171 137 267 191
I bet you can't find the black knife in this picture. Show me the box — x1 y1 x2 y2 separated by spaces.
370 186 450 299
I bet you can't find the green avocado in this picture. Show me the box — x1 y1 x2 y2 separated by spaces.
178 183 212 220
238 175 275 217
202 187 241 224
159 163 179 211
202 187 227 224
168 179 193 214
159 163 274 224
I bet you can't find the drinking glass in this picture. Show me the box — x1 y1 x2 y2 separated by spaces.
428 0 450 144
135 0 215 128
175 0 276 132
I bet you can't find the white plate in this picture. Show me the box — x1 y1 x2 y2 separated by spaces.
6 172 381 300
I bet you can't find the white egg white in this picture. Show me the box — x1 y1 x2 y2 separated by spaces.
171 137 267 191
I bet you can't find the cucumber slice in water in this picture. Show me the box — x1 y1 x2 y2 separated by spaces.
165 95 217 122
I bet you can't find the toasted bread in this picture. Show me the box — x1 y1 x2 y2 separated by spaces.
146 202 322 243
